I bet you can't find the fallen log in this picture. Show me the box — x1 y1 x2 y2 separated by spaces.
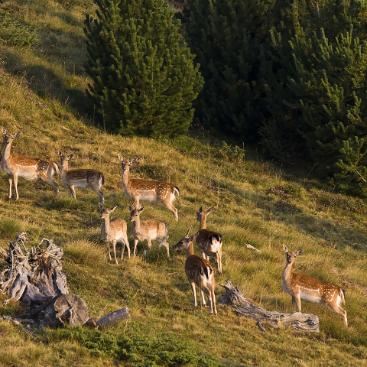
0 233 129 328
220 280 319 333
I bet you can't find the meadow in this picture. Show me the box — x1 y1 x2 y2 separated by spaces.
0 1 366 366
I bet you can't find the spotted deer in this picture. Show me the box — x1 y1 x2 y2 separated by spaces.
0 129 59 200
174 230 217 315
59 152 105 207
101 206 130 264
282 245 348 326
192 206 223 273
129 206 170 258
119 156 180 221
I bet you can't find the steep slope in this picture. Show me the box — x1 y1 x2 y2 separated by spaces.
0 1 366 366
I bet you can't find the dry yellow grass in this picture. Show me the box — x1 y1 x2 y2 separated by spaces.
0 0 366 366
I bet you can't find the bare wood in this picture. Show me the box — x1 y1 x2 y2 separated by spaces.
0 233 129 329
245 244 261 253
101 206 130 264
129 205 170 258
119 156 180 221
220 281 319 332
1 129 59 200
59 151 105 207
96 307 129 328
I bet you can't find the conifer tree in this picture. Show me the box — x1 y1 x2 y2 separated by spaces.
84 0 202 137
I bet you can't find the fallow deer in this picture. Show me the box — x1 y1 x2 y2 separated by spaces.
0 129 59 200
59 152 105 207
174 230 217 315
119 156 180 221
282 245 348 326
101 206 130 264
192 206 223 273
129 206 170 258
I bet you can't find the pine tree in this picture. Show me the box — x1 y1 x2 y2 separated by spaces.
84 0 203 137
261 0 367 194
183 0 273 141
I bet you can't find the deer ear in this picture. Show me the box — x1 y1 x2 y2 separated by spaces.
139 207 144 212
296 249 303 256
69 153 74 160
206 206 214 214
199 206 203 213
2 128 7 136
13 131 19 139
111 206 117 213
283 244 289 253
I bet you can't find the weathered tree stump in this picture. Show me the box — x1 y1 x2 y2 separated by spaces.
0 233 129 328
220 281 319 333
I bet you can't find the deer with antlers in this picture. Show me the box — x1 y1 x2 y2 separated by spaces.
174 230 217 315
58 151 105 207
0 129 59 200
101 206 130 264
282 245 348 326
129 205 170 258
119 156 180 221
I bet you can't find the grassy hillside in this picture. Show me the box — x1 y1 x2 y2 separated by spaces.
0 1 366 366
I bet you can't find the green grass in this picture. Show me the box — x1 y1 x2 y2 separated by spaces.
0 0 366 366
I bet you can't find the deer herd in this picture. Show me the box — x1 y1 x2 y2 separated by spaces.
0 128 348 326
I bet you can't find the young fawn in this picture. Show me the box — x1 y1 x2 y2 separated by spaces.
1 129 59 199
59 152 105 208
194 206 223 273
282 245 348 326
101 206 130 264
129 206 170 258
174 230 217 314
119 156 180 221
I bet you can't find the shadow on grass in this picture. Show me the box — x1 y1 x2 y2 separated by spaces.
1 50 91 119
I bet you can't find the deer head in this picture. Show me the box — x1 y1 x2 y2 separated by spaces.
129 205 144 222
101 206 117 220
283 245 303 265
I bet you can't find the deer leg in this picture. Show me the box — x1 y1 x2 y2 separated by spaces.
329 302 348 327
201 289 207 307
107 242 112 262
133 238 138 256
212 288 217 315
165 201 178 221
8 176 12 199
208 289 214 314
292 296 296 305
47 168 59 194
112 240 118 265
69 185 76 199
294 292 302 312
123 234 131 259
191 282 197 307
162 239 170 258
216 251 223 274
13 174 19 200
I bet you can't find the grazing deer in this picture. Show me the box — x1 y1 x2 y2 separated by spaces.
59 152 105 207
192 206 223 273
282 245 348 326
129 206 170 258
174 230 217 314
101 206 130 264
119 156 180 221
0 129 59 200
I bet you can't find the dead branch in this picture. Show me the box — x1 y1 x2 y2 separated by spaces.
220 281 319 333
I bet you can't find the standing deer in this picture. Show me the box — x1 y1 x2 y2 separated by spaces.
193 206 223 273
101 206 130 264
129 206 170 258
119 156 180 221
0 129 59 200
282 245 348 326
174 230 217 315
59 152 105 207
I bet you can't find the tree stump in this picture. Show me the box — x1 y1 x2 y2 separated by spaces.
220 281 319 333
0 233 129 328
